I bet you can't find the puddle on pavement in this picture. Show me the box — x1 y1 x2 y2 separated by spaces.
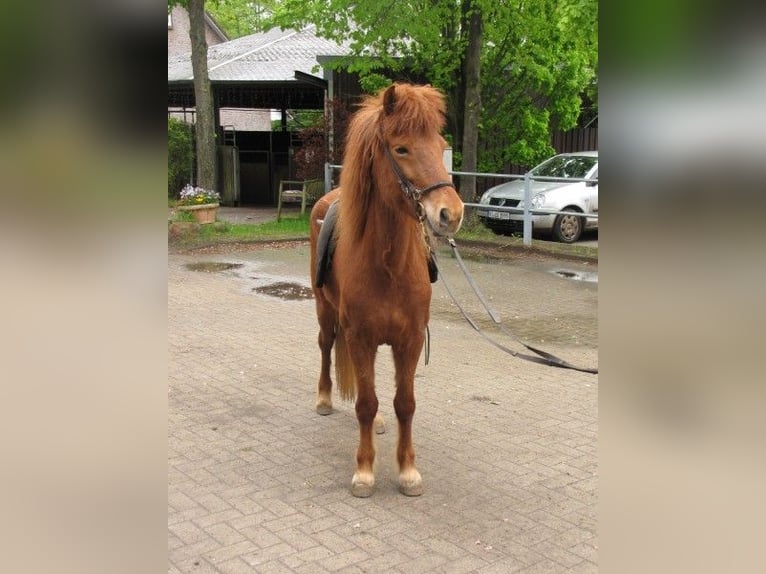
553 269 598 283
185 262 243 273
252 281 314 300
183 259 312 301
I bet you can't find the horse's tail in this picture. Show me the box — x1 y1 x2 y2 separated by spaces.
334 324 356 402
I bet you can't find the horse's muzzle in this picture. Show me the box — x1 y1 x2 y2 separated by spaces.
425 200 464 237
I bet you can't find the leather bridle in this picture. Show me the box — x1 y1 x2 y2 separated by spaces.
381 138 456 221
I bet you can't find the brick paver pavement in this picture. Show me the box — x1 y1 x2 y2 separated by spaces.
168 241 598 573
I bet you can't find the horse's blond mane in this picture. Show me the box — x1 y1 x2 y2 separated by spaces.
338 83 447 239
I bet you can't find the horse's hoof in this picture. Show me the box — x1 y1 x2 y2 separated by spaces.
400 482 424 496
316 402 333 415
399 469 423 497
351 483 375 498
351 472 375 498
374 414 386 434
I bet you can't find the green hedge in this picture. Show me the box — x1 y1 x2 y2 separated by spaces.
168 118 194 198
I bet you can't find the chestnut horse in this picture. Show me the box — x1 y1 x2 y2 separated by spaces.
309 83 464 497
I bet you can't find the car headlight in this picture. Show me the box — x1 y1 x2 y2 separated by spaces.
479 192 491 205
531 193 546 209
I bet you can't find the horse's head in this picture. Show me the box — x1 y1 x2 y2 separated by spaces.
377 84 464 237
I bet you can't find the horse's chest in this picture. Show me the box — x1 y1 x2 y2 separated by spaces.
344 281 430 336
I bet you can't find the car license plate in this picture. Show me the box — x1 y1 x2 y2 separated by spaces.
488 210 510 220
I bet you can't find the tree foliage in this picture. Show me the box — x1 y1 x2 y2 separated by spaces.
480 0 598 169
293 99 351 182
206 0 279 39
271 0 597 174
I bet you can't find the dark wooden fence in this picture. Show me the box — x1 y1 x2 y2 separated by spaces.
471 127 599 198
552 127 598 155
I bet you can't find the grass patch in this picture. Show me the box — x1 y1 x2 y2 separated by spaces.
168 212 311 250
448 212 598 262
229 215 311 238
168 208 596 261
195 218 310 241
454 213 498 242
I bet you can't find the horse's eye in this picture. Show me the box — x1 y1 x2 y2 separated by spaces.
394 146 408 155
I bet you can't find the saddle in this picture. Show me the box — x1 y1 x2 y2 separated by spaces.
314 200 439 288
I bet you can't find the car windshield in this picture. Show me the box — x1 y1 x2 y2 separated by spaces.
532 155 597 179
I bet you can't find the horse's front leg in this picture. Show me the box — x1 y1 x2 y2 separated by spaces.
349 342 378 498
392 333 425 496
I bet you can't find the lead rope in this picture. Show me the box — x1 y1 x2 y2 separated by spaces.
420 212 433 367
437 238 598 375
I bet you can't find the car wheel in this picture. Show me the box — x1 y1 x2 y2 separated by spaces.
552 209 583 243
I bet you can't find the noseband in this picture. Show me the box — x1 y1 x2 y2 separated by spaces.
381 139 455 220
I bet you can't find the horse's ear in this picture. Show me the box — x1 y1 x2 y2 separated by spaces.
383 84 397 116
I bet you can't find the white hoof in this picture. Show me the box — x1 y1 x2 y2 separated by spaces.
316 402 333 415
351 471 375 498
399 468 423 497
374 413 386 434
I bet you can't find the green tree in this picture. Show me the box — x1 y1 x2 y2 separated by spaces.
480 0 598 170
460 1 483 201
207 1 279 39
169 1 216 192
272 0 597 196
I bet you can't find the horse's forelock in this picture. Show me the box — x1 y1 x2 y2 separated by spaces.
377 83 446 136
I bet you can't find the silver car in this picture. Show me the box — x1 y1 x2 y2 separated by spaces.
477 151 598 243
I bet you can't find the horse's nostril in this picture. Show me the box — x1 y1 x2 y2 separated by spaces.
439 207 450 224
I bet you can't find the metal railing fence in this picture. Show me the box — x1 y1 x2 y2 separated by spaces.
324 163 597 245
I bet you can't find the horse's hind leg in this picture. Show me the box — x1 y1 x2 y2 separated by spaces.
315 298 336 415
374 413 386 434
392 336 425 496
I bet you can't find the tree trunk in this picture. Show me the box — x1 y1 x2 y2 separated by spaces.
460 2 482 204
188 0 216 191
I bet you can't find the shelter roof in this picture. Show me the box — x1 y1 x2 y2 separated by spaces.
168 25 350 110
168 25 349 83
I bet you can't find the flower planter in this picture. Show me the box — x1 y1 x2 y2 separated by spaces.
178 203 219 224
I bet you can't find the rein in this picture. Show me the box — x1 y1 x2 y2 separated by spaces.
434 237 599 375
379 135 596 374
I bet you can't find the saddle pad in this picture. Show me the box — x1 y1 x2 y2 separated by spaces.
315 200 339 288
